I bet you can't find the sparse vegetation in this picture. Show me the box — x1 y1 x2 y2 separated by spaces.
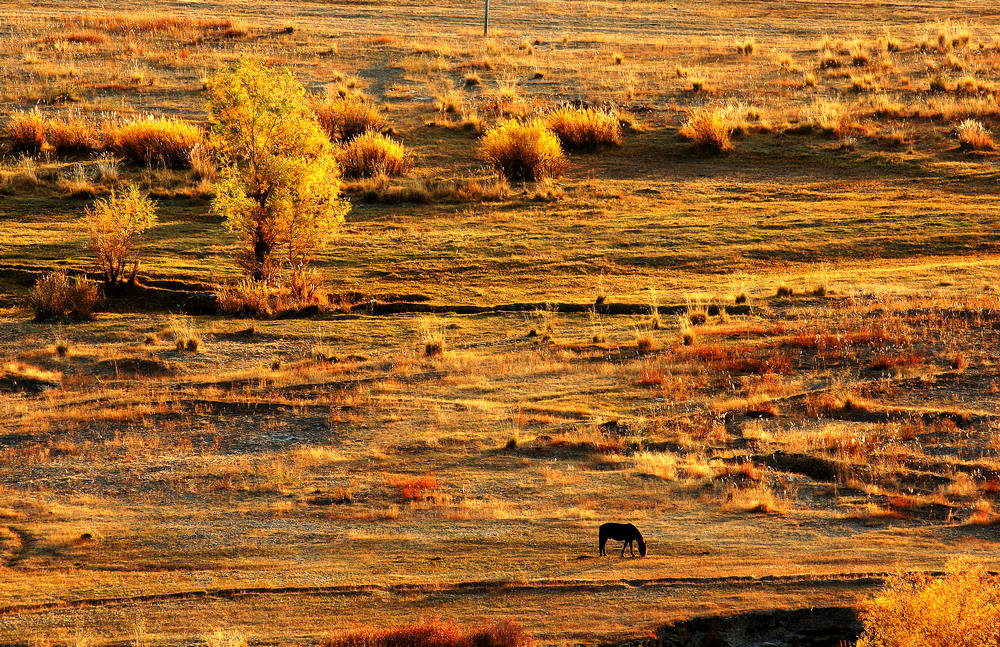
3 4 1000 646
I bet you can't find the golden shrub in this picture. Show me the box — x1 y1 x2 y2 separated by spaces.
47 114 102 155
678 105 736 152
544 106 622 151
4 110 47 154
857 558 1000 647
103 115 203 167
336 131 412 178
28 271 100 321
956 119 996 150
479 119 567 181
313 95 388 142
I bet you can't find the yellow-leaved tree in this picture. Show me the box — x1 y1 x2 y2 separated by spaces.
205 59 349 285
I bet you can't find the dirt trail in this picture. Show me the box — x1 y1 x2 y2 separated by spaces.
0 570 926 617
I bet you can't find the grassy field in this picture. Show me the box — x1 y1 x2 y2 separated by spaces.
2 0 1000 645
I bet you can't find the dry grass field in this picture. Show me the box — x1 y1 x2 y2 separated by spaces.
2 0 1000 645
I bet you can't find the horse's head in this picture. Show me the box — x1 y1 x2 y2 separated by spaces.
638 539 647 557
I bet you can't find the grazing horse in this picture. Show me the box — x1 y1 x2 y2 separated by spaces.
598 522 646 557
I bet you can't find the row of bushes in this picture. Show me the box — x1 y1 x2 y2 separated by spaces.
4 102 627 185
5 110 204 167
3 107 414 179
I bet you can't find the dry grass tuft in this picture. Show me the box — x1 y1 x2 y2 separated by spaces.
47 113 101 155
215 280 275 317
956 119 996 151
479 119 567 181
736 38 756 56
678 105 736 152
4 110 48 154
337 131 412 178
104 115 203 168
722 481 789 514
544 107 622 151
28 271 100 321
313 95 388 142
391 474 440 501
169 317 202 352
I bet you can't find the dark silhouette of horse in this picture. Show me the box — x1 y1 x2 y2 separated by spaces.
598 522 646 557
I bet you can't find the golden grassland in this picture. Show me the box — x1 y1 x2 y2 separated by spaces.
2 0 1000 645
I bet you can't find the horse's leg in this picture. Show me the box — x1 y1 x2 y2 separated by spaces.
620 541 626 558
599 537 605 556
629 540 635 557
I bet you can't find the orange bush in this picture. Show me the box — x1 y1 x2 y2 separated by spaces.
392 474 440 501
322 620 532 647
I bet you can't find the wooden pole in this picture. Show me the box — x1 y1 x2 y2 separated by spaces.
483 0 489 36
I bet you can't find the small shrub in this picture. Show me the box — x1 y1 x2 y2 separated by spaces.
776 284 793 297
103 115 203 168
169 317 201 353
478 119 567 181
928 73 950 92
28 271 100 321
818 48 841 69
635 329 655 351
313 95 388 142
85 184 158 286
857 558 1000 647
392 474 440 501
337 131 412 178
678 105 736 153
736 38 755 56
544 106 622 151
956 119 996 150
5 110 47 154
420 317 446 356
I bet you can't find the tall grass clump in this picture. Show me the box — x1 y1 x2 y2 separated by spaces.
336 131 412 178
28 271 100 321
956 119 996 150
215 280 276 317
678 105 736 152
857 558 1000 647
479 118 567 181
544 106 622 151
313 95 388 142
5 110 48 154
321 619 533 647
47 113 101 155
104 115 203 168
